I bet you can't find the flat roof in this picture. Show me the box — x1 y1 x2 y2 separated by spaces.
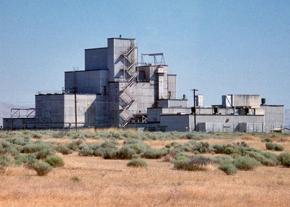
85 47 107 50
108 37 135 40
65 69 108 73
160 114 264 117
261 104 284 107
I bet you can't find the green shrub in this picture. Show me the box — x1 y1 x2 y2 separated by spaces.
191 142 211 153
212 155 234 165
219 162 237 175
142 148 168 159
117 146 137 159
233 156 259 170
55 145 72 155
93 141 118 159
262 138 272 143
0 155 12 168
35 148 54 159
78 144 94 156
45 155 64 167
246 151 279 166
22 142 53 154
127 158 147 168
278 153 290 167
213 144 226 154
265 143 284 151
14 154 36 166
123 139 149 154
0 140 19 155
174 156 211 171
66 140 84 151
7 137 31 146
30 160 52 176
71 176 80 182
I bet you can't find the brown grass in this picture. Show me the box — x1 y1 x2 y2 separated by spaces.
0 131 290 207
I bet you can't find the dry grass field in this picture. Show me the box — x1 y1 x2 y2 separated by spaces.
0 129 290 207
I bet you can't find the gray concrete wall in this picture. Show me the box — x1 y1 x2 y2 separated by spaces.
85 48 107 70
261 105 284 132
35 94 65 128
222 95 261 108
193 115 264 133
3 118 36 129
156 66 168 99
107 38 137 81
64 94 97 127
147 107 191 122
158 99 187 108
65 70 108 95
160 115 190 131
108 82 120 127
167 74 176 99
35 94 100 128
128 82 155 114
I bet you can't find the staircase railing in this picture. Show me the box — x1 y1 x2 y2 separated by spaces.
119 45 137 127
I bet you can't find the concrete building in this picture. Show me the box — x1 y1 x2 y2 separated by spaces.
141 95 284 133
2 37 284 132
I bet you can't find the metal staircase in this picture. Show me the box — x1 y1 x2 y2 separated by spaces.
119 44 137 127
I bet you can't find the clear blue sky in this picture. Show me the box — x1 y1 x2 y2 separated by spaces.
0 0 290 108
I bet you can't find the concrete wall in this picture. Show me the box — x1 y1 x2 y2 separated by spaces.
128 82 155 114
147 107 191 122
3 118 36 129
35 94 65 128
35 94 99 128
158 99 187 108
65 70 108 95
222 95 261 108
160 115 190 131
64 94 97 127
167 74 176 99
261 105 284 132
194 115 264 133
85 48 107 70
107 38 137 81
159 114 264 132
108 82 120 127
156 66 168 99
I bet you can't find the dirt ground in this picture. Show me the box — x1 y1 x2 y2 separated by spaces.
1 134 290 207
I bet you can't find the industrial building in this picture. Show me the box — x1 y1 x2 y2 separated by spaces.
3 37 284 132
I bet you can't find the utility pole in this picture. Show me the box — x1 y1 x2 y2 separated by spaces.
192 89 198 131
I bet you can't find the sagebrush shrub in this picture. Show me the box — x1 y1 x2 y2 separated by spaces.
117 146 136 159
36 148 54 159
127 158 147 168
278 153 290 167
45 155 64 167
219 162 237 175
30 160 52 176
78 144 94 156
233 156 259 170
174 156 211 171
265 143 284 151
67 140 84 151
246 151 279 166
142 148 168 159
55 145 72 155
22 142 53 154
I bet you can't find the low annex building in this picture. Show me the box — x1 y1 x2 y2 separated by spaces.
3 37 284 132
